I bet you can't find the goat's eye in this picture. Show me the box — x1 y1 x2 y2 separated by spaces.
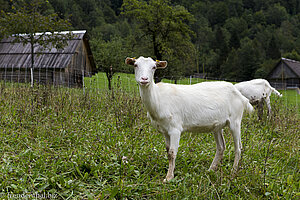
152 66 156 69
134 64 138 68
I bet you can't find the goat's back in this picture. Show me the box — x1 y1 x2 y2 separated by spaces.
149 81 251 133
235 79 274 102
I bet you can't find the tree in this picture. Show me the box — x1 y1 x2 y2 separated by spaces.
122 0 194 82
211 26 229 77
0 0 9 15
224 17 248 49
0 0 72 87
237 38 262 80
265 3 288 27
221 38 262 80
283 50 300 61
255 59 278 78
267 34 281 59
220 48 239 79
26 0 300 82
90 36 126 90
207 1 229 26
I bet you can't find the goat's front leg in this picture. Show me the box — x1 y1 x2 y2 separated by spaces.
164 129 181 182
264 97 272 117
163 133 170 153
257 100 264 120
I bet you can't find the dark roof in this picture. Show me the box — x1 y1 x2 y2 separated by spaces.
281 57 300 77
0 30 96 71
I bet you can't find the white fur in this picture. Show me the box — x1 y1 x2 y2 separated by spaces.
126 56 253 182
235 79 282 118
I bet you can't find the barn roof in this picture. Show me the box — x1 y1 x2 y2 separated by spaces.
0 30 96 72
280 57 300 77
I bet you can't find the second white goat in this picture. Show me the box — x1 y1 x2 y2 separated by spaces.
235 79 282 119
125 56 253 182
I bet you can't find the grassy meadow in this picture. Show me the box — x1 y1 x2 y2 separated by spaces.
0 74 299 199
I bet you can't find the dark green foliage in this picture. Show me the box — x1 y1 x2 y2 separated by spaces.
207 1 229 26
121 0 195 82
283 50 300 61
1 0 300 81
90 36 128 90
267 35 281 59
265 3 288 27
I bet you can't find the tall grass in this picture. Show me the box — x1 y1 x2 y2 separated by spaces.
0 81 299 199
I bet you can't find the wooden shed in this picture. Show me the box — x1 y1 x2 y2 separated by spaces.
0 30 96 87
267 57 300 89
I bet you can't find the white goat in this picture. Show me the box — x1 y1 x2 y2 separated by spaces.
235 79 282 119
125 56 253 182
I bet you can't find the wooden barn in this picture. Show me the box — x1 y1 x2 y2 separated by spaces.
267 57 300 89
0 30 96 87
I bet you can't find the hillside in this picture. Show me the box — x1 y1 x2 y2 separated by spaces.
1 0 300 80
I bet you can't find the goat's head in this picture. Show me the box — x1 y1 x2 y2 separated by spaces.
125 56 167 86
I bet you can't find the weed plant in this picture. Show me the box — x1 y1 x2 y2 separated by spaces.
0 81 299 199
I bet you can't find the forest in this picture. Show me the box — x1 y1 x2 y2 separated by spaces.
1 0 300 81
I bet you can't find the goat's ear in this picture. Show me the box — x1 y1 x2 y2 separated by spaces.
125 57 136 65
156 60 167 69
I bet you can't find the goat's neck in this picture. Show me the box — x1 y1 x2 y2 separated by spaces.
139 82 160 118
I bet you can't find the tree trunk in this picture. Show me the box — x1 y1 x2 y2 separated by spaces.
108 77 112 90
30 39 34 87
106 66 113 90
153 36 163 83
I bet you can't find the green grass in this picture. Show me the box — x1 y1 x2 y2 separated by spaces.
0 78 299 199
85 72 300 111
84 72 138 93
84 72 212 92
279 89 299 109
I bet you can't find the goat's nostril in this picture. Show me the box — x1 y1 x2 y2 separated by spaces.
141 77 148 81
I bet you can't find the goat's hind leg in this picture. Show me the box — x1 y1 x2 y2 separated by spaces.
230 121 242 176
209 129 226 171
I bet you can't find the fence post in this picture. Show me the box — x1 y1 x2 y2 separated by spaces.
4 64 7 85
82 69 85 95
18 65 21 84
128 77 130 92
11 64 13 84
38 66 41 84
45 67 48 86
30 67 34 87
296 86 298 113
104 73 107 90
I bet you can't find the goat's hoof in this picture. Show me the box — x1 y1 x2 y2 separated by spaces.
208 166 217 171
163 175 174 183
230 169 238 178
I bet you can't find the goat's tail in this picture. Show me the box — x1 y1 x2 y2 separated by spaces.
271 87 282 97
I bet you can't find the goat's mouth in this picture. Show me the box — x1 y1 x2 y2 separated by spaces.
139 81 150 86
